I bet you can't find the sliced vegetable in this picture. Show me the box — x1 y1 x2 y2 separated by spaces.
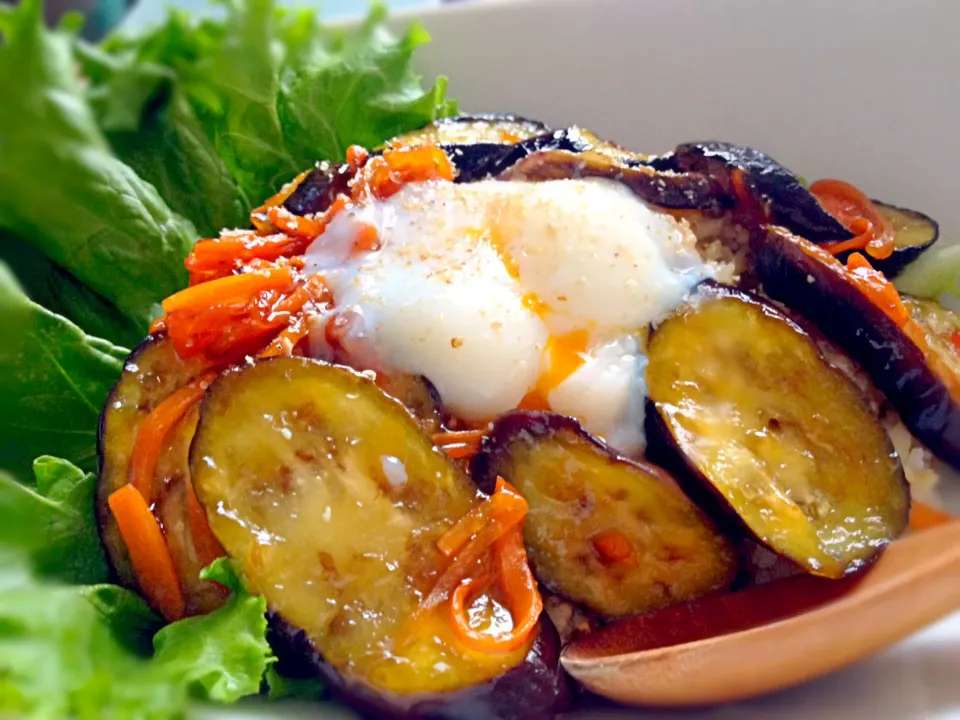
97 335 225 617
108 484 185 623
668 141 852 242
499 141 730 212
189 357 569 717
753 225 960 469
130 372 217 503
472 411 737 618
388 114 549 147
871 201 941 276
809 179 895 260
645 282 909 578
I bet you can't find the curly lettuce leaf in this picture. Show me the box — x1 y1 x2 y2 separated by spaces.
277 4 456 164
0 0 197 329
0 458 107 585
0 466 273 719
152 559 274 703
0 262 127 481
96 0 455 207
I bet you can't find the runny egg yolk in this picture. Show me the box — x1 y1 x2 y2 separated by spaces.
303 177 713 456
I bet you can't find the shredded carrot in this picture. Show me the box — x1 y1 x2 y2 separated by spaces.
259 322 311 358
266 206 328 241
186 232 310 282
448 486 541 653
437 492 498 558
249 169 311 232
432 429 488 461
162 266 295 316
355 146 455 202
810 179 895 260
592 529 637 565
108 484 185 622
186 480 225 570
909 501 952 532
845 252 910 327
491 523 542 646
346 145 370 169
420 483 528 613
130 372 218 504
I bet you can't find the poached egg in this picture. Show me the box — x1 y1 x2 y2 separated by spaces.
304 176 713 456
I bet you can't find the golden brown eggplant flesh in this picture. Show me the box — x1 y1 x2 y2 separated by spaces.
866 201 939 276
388 114 551 147
96 334 226 617
753 224 960 469
471 411 737 619
189 357 569 719
644 282 909 578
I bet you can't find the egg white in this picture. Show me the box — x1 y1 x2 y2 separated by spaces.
304 177 712 455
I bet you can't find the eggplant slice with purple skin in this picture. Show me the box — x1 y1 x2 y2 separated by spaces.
856 201 939 277
753 224 960 469
471 411 737 619
644 281 909 579
284 126 734 214
97 334 227 617
667 141 852 243
188 357 570 720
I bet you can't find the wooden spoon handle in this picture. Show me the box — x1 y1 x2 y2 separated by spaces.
562 519 960 707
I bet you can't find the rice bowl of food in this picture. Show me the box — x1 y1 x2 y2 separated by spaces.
1 0 958 718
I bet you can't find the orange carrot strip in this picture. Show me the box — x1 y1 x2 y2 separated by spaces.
448 486 541 653
437 499 492 558
250 169 311 218
130 372 218 503
909 501 953 531
259 322 311 359
592 529 637 565
432 429 488 461
420 487 527 613
811 179 895 260
267 206 328 241
491 524 542 647
162 266 294 315
108 484 185 622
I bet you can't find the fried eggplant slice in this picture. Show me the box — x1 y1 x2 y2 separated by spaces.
389 114 550 147
97 335 225 616
499 144 731 212
754 225 960 469
645 282 909 578
471 412 736 619
870 201 940 276
669 141 852 242
189 357 569 719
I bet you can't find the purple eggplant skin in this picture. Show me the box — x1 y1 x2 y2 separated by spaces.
282 160 355 216
671 141 853 243
834 200 940 277
269 614 573 720
753 224 960 469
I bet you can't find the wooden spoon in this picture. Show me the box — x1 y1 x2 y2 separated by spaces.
561 518 960 707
